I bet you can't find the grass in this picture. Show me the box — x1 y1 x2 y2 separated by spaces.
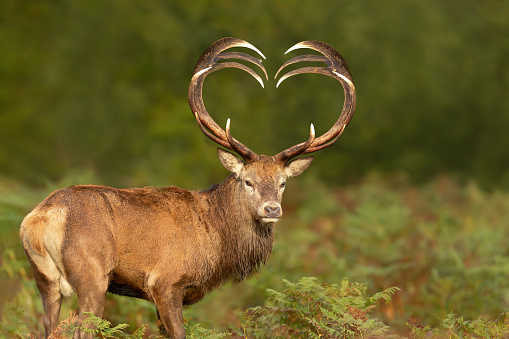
1 172 509 337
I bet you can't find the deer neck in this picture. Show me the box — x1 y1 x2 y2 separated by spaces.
206 174 274 281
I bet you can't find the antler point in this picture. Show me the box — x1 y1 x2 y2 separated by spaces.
284 42 307 55
193 67 212 78
239 42 266 59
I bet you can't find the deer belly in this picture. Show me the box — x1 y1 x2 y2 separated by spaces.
107 282 149 300
108 269 150 300
183 285 206 305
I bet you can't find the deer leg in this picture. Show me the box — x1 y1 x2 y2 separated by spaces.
29 259 63 338
71 276 108 339
41 282 63 339
155 309 169 338
62 256 109 339
60 221 117 339
150 280 185 339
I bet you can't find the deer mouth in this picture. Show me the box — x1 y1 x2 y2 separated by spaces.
259 203 282 224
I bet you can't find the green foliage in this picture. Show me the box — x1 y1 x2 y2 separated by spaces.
232 277 398 338
76 312 146 339
0 310 152 338
0 306 36 339
2 278 399 338
408 312 509 339
2 175 509 338
184 323 231 339
0 250 45 336
1 1 509 188
7 276 506 338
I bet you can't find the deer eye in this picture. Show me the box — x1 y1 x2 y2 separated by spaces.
280 182 286 188
245 180 253 188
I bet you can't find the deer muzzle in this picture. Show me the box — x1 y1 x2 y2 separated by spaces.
260 202 282 223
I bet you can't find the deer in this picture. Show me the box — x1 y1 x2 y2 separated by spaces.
20 37 356 339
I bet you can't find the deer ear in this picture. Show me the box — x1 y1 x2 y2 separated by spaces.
217 148 244 175
285 157 314 177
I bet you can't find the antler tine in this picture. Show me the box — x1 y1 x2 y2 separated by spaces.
274 40 356 162
225 118 256 159
273 124 316 162
189 37 267 161
215 52 268 84
274 54 330 83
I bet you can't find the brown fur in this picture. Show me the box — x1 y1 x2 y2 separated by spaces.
20 153 312 339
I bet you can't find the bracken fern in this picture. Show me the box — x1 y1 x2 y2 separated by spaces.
232 277 400 338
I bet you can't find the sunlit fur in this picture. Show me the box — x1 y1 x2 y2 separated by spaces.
20 151 312 339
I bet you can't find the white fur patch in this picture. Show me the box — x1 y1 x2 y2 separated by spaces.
60 277 75 297
22 205 74 296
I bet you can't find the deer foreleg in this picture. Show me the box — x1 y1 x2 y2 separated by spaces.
150 279 185 339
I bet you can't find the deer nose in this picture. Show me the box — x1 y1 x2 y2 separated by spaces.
264 205 281 218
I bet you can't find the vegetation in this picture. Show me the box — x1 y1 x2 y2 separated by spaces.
229 277 399 338
2 276 508 338
1 1 509 189
1 1 508 338
1 174 509 337
408 313 509 339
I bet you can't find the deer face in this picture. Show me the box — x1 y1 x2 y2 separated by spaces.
218 149 313 224
191 38 355 222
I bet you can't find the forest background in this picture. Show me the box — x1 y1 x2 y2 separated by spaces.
1 0 509 337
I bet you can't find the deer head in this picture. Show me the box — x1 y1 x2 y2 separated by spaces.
188 37 356 224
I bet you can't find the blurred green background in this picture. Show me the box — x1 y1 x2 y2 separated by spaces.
2 0 509 336
1 0 508 189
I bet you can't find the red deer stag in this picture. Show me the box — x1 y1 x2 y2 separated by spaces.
20 37 356 339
